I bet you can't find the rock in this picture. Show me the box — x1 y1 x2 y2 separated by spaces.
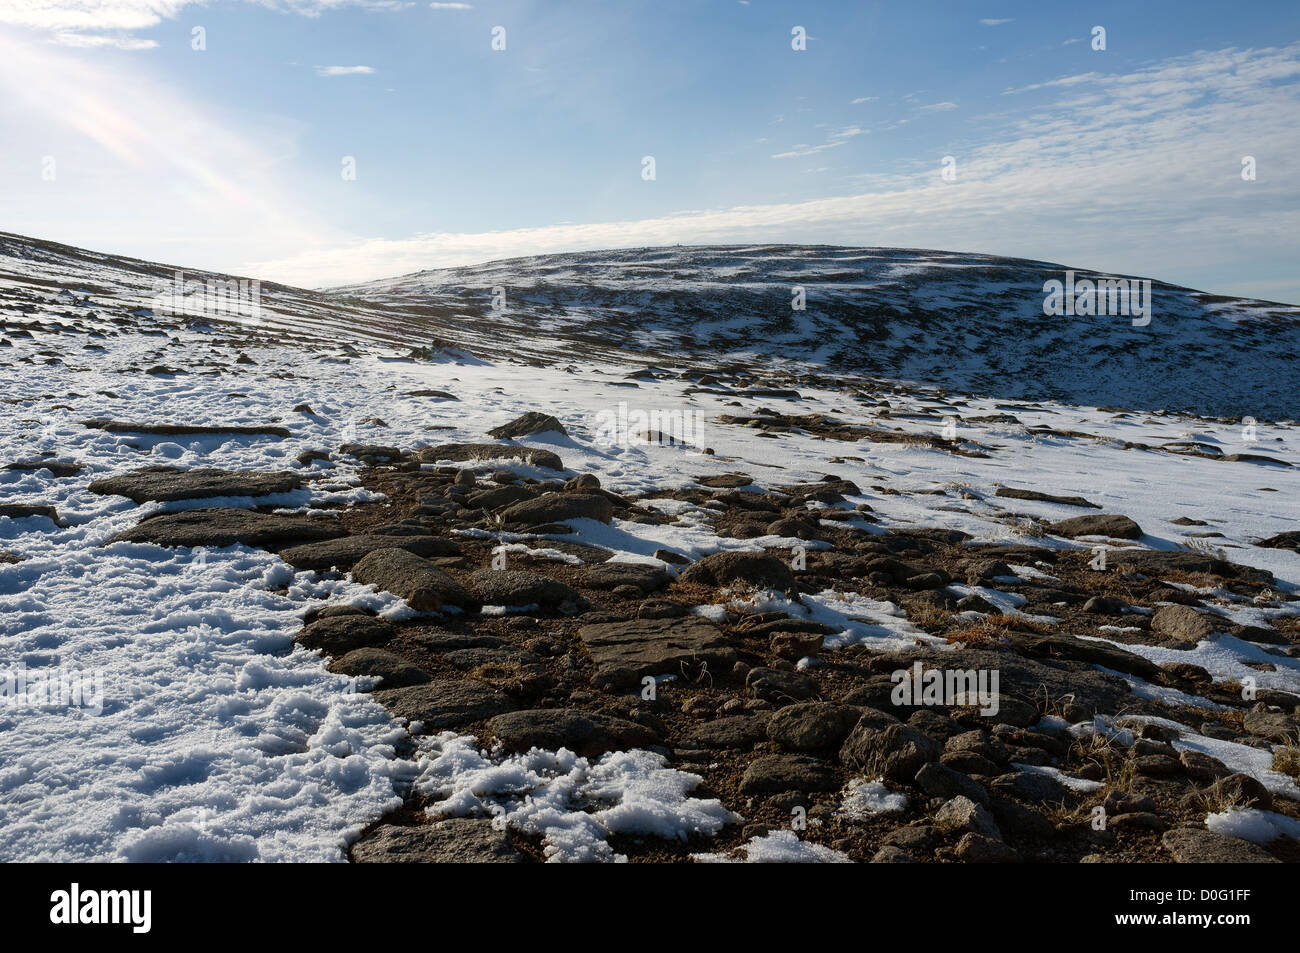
738 754 840 795
934 796 1001 838
914 762 988 804
839 711 942 783
373 679 516 730
327 648 430 687
81 419 290 438
297 450 331 466
770 631 825 661
953 832 1019 862
1082 595 1127 614
88 466 300 503
1242 704 1298 744
578 562 671 594
487 708 658 757
745 667 818 704
654 549 690 565
1110 812 1168 832
351 548 472 611
1006 631 1165 683
765 517 820 540
995 487 1099 508
579 617 737 689
1207 773 1273 810
499 492 613 526
1179 749 1232 783
870 846 918 863
1150 605 1217 646
0 551 24 564
766 702 861 751
338 443 403 464
0 504 62 525
296 615 394 654
466 485 534 510
636 599 688 620
1046 514 1143 540
4 459 83 477
418 443 564 471
1161 827 1279 863
351 819 525 863
677 551 798 595
684 715 770 750
279 534 461 571
469 569 581 607
108 508 345 548
488 412 567 439
990 769 1070 804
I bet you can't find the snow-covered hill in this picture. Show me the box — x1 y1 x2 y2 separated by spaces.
339 245 1300 421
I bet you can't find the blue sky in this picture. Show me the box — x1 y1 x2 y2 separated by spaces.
2 1 1299 301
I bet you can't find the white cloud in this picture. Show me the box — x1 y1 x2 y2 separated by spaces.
429 2 472 8
850 96 878 104
54 30 157 48
979 18 1014 26
918 101 957 112
0 1 409 46
315 65 375 76
244 43 1300 305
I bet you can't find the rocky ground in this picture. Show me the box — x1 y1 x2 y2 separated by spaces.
3 233 1298 863
67 411 1300 863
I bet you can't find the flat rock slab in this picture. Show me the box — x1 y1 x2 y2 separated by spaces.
280 534 461 572
296 615 395 654
327 648 430 688
683 715 769 750
995 487 1099 509
373 679 516 730
578 617 737 689
4 459 83 477
499 492 612 526
81 420 290 438
107 508 345 548
0 504 62 524
418 443 563 471
468 569 581 607
487 708 659 757
739 754 840 795
351 548 472 611
88 466 301 503
1161 827 1279 863
578 562 671 594
1046 514 1143 539
351 819 525 863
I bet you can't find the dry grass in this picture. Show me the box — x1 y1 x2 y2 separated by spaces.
945 613 1054 646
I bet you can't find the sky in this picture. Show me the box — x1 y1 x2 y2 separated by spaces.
1 1 1299 302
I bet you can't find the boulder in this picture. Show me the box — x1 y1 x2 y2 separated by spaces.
351 548 472 611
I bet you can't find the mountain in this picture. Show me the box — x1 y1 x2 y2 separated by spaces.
339 245 1300 420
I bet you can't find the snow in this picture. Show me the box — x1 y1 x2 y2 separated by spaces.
692 829 852 863
1205 807 1300 844
413 733 738 863
839 778 910 817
